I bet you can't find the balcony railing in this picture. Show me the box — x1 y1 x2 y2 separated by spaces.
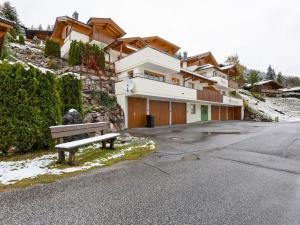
228 80 239 89
197 89 223 103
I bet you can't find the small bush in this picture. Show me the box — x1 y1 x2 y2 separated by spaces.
91 91 119 110
46 57 59 69
32 36 41 45
44 39 60 58
251 92 265 102
18 35 25 45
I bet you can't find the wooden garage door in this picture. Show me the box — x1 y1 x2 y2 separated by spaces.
171 102 186 125
211 106 220 120
234 107 241 120
228 107 235 120
128 97 147 128
220 106 228 121
150 100 170 126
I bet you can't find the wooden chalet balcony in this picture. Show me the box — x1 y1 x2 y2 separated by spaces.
228 80 239 89
197 89 223 103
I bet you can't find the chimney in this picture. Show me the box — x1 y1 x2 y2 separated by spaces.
72 11 79 20
183 51 188 60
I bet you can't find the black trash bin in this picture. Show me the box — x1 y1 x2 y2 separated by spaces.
146 115 155 128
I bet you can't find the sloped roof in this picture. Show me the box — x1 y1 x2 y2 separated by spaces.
181 51 219 67
142 36 180 55
87 17 126 38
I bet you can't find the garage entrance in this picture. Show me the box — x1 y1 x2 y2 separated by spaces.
149 100 170 126
211 106 220 120
128 97 147 128
220 106 228 121
171 102 186 125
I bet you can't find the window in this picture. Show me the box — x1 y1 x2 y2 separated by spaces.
128 70 134 78
188 82 194 89
190 104 196 114
172 77 180 85
144 70 165 82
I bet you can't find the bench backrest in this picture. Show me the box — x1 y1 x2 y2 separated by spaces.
50 122 109 139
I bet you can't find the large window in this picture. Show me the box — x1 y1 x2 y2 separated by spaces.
144 70 165 82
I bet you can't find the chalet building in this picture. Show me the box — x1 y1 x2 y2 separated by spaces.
51 12 244 129
0 16 15 56
247 80 283 97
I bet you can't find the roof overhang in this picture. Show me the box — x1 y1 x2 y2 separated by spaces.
87 18 126 38
142 36 180 55
180 69 217 85
105 37 147 54
181 52 219 67
220 64 240 77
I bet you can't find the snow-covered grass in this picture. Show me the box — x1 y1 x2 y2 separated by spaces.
239 89 300 122
0 140 155 186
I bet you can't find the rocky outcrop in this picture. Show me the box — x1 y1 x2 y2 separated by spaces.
83 106 125 132
243 108 273 122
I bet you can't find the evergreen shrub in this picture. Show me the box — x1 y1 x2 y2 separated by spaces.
44 39 60 58
0 62 83 155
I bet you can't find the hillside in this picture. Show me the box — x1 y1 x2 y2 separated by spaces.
239 90 300 122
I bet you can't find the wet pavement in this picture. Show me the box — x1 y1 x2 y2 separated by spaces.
1 121 300 225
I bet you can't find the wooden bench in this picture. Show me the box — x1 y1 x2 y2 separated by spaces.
50 122 120 165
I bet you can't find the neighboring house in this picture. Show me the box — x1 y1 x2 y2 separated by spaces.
0 16 15 56
25 29 52 40
247 80 283 97
51 13 244 129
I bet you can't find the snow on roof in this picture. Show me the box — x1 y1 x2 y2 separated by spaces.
280 86 300 92
219 64 235 70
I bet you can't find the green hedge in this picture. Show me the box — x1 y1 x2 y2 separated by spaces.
0 62 61 154
68 40 105 70
0 62 83 154
58 74 83 115
68 40 85 66
44 39 60 58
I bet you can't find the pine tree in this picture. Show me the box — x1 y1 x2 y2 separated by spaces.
46 25 51 31
276 72 284 85
248 70 259 87
266 65 276 80
38 24 43 30
0 1 21 33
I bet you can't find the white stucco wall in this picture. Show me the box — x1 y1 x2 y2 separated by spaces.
115 77 197 101
60 31 90 59
115 47 180 74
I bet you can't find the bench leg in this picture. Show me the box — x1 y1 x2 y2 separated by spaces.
101 141 106 149
109 138 115 149
56 150 65 164
68 150 76 165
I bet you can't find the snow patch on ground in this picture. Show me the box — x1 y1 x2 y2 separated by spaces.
10 42 42 53
0 140 155 185
239 89 300 122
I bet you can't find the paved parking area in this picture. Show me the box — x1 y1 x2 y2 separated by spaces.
1 121 300 225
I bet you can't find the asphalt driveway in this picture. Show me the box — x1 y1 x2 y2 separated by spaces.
1 121 300 225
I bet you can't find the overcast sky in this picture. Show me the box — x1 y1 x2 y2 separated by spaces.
9 0 300 75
